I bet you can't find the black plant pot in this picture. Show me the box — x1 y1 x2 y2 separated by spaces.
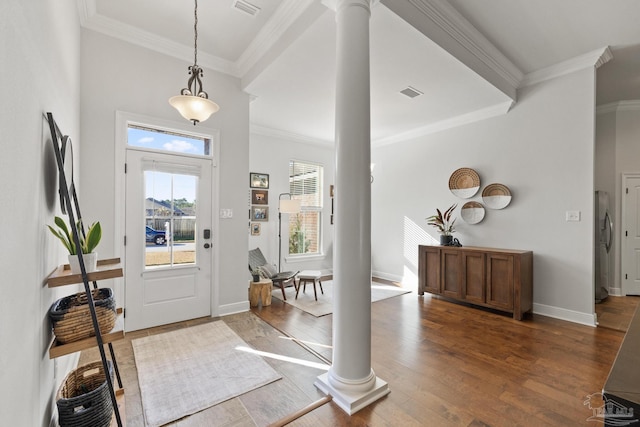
440 235 453 246
252 275 261 282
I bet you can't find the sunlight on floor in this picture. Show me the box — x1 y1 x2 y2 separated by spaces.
236 346 331 371
279 336 333 349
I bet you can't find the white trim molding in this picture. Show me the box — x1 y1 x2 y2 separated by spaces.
521 46 613 87
533 303 597 327
382 0 523 101
374 100 514 146
597 100 640 115
77 0 316 79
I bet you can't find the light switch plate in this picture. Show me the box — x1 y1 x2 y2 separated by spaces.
220 209 233 219
566 211 580 221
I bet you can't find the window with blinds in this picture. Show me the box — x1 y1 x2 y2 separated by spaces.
288 160 323 255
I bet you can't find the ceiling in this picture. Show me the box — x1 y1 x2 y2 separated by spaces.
81 0 640 145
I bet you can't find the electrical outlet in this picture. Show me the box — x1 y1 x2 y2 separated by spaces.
565 211 581 222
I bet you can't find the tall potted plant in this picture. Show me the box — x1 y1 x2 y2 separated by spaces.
48 216 102 273
426 204 457 245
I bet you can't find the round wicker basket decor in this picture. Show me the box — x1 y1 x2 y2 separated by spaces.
49 288 116 344
56 360 114 427
449 168 480 199
461 201 485 224
482 183 512 209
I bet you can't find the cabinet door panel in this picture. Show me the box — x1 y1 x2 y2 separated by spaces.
463 252 485 304
442 250 462 298
422 246 441 294
487 254 514 310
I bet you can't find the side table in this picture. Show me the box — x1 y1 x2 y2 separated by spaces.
249 279 272 307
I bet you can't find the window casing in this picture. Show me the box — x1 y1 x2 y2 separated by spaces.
288 161 323 256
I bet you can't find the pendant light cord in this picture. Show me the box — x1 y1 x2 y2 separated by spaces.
193 0 199 66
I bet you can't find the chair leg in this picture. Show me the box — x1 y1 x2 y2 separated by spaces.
313 279 318 301
295 279 302 299
278 281 286 301
319 279 323 295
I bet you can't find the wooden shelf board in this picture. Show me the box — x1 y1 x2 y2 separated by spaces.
49 313 125 359
47 258 123 288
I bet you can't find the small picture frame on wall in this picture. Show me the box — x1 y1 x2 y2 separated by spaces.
251 223 261 236
251 189 268 205
251 206 269 221
250 172 269 189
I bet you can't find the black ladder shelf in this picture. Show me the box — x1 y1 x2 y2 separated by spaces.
46 112 124 427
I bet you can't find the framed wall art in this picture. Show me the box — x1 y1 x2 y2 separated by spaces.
251 206 269 221
250 172 269 189
251 189 268 205
251 223 261 236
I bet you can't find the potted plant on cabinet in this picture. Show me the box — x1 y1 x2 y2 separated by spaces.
48 216 102 274
426 204 457 245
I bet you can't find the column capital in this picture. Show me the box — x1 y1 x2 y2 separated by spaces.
322 0 378 12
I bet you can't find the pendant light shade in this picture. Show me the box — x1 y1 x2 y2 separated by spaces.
169 0 219 125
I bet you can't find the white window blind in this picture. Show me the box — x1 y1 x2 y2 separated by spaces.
288 160 323 255
289 161 322 207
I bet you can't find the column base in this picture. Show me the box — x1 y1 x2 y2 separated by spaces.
314 372 390 415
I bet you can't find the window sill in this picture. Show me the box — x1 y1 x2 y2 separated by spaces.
285 254 325 263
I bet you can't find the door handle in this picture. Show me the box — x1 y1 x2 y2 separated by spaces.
204 243 211 249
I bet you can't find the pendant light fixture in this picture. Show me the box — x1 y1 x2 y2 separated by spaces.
169 0 219 125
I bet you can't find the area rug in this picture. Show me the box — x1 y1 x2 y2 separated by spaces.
132 321 281 427
273 281 411 317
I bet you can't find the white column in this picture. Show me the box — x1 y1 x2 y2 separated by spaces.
315 0 389 414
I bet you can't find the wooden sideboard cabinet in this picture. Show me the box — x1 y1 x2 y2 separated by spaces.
418 245 533 320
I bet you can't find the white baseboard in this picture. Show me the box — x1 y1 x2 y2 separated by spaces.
533 303 597 327
371 270 403 283
218 301 250 317
608 287 623 297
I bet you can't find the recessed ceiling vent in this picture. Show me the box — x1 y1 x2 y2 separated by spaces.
400 86 423 98
232 0 261 17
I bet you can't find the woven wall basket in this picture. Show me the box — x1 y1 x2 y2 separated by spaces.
49 288 116 344
56 360 114 427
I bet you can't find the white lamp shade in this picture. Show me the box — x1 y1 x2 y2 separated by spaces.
279 199 301 214
169 95 220 123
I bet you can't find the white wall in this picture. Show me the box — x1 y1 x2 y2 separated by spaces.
613 104 640 294
79 29 251 316
0 1 81 426
372 68 597 324
249 132 335 275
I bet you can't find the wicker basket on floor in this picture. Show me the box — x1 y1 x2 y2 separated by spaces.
49 288 116 344
56 360 114 427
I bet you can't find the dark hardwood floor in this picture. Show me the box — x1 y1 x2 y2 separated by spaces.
595 295 640 331
80 285 627 426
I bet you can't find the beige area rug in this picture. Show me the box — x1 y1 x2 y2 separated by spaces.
273 281 411 317
132 321 281 427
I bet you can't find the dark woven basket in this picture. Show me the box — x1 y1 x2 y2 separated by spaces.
56 360 114 427
49 288 116 344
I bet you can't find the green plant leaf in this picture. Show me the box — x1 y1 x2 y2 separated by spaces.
83 221 102 253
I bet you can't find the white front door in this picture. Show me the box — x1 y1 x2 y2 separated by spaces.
125 149 213 331
622 175 640 295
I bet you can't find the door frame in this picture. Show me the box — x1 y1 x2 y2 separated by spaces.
114 111 221 324
620 172 640 296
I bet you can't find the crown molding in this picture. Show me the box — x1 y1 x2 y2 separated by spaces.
373 100 514 146
235 0 315 77
521 46 613 87
384 0 522 100
78 0 316 79
78 1 237 75
597 100 640 115
250 124 333 146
